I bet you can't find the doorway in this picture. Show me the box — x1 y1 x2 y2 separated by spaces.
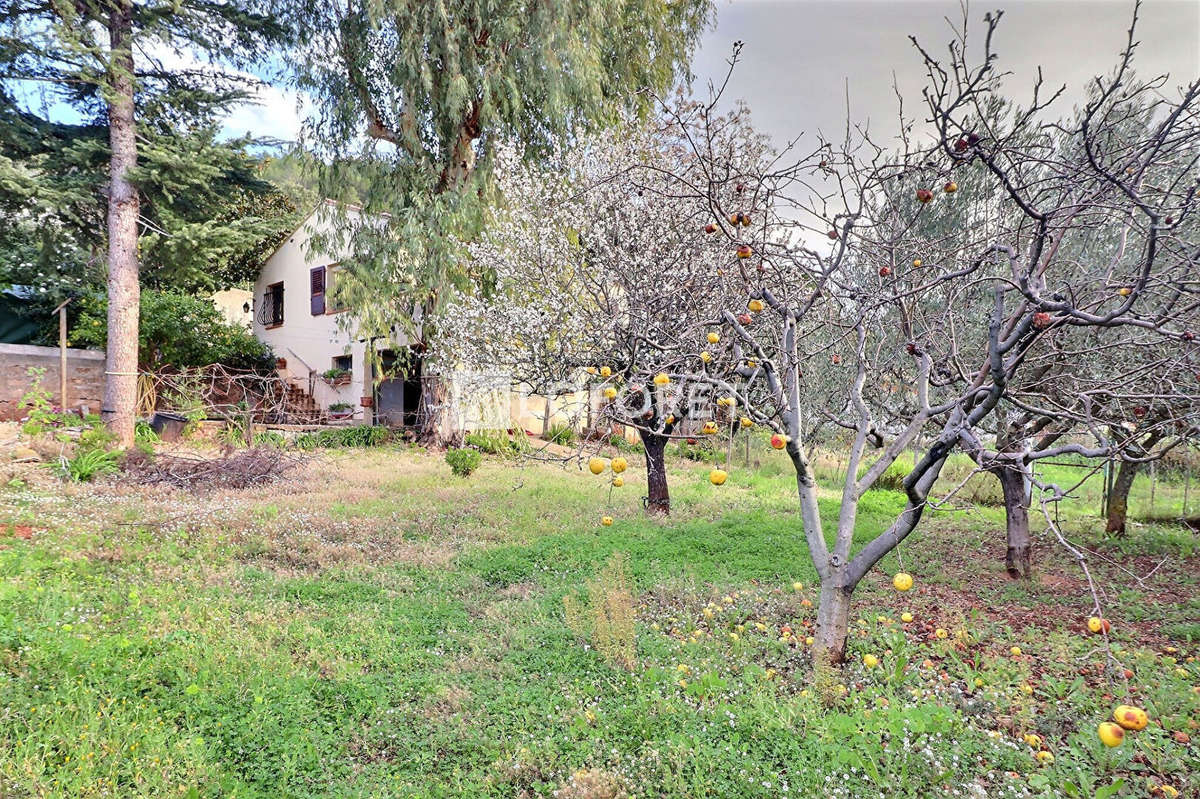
375 349 424 428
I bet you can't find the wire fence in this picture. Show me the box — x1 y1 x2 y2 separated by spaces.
137 365 323 425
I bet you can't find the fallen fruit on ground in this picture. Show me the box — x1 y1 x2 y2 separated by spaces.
1113 705 1148 731
600 516 613 527
901 612 914 623
863 654 879 668
1098 722 1125 747
748 298 764 312
1087 616 1111 634
653 373 670 386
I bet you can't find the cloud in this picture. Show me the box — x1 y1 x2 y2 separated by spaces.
136 42 308 144
219 81 306 144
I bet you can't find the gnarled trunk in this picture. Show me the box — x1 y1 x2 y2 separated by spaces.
640 430 670 516
101 0 139 448
814 581 853 663
996 465 1032 578
1105 431 1163 535
1105 459 1141 535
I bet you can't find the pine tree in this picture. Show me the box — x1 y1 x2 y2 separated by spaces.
1 1 292 445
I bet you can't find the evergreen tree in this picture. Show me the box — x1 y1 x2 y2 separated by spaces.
0 0 292 445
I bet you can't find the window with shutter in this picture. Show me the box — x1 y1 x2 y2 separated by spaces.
310 266 326 315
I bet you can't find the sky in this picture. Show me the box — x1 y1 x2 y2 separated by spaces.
683 0 1200 154
19 1 1195 151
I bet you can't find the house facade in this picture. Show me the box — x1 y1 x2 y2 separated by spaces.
252 202 380 423
251 202 549 433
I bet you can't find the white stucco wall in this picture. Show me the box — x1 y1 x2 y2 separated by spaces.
252 203 373 422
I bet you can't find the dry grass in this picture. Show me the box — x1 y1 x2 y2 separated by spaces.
564 551 637 669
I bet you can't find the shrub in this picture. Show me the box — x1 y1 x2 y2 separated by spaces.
253 430 286 448
510 427 532 457
76 427 117 453
673 438 725 463
563 552 636 670
71 289 274 372
53 448 120 482
547 422 577 447
134 420 160 446
609 433 645 454
465 428 528 457
445 447 481 477
19 367 55 430
217 417 250 447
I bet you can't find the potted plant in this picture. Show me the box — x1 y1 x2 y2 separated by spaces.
321 367 352 387
328 402 353 420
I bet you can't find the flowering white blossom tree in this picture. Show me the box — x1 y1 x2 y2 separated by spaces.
437 100 782 514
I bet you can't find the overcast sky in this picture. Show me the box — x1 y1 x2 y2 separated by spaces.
225 0 1198 149
686 0 1199 152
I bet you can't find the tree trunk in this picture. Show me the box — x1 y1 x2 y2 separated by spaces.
640 430 670 516
419 373 460 447
101 1 140 448
1105 459 1142 535
997 466 1032 579
814 582 853 664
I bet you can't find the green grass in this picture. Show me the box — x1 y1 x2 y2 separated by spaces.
0 447 1196 798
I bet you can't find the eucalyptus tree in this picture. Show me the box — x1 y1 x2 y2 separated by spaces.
1 0 291 444
287 0 715 442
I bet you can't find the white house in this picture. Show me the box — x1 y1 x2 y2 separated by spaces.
251 202 531 432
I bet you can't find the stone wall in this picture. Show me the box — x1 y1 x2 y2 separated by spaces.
0 343 105 420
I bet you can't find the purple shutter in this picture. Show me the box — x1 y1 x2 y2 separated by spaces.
310 267 326 315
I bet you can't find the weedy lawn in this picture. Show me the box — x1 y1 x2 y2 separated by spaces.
0 445 1196 798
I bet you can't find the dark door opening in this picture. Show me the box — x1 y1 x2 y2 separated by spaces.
375 348 423 428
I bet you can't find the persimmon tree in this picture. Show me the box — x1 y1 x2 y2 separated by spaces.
462 9 1198 662
437 103 779 514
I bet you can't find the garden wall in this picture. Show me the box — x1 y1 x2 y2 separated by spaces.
0 343 105 420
